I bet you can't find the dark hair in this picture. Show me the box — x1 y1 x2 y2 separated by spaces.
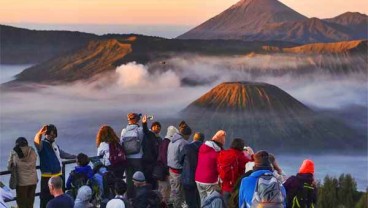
14 137 28 158
46 124 58 137
115 180 127 195
230 138 245 151
77 153 90 166
151 121 162 129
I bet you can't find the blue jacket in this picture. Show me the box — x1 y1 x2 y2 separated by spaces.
66 165 93 189
239 170 286 208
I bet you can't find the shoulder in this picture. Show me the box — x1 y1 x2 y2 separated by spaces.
107 198 125 208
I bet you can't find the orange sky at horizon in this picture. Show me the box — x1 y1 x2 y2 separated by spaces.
1 0 367 25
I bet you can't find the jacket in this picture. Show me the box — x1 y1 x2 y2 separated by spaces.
121 124 144 159
283 173 317 208
97 142 111 166
91 166 108 199
167 133 189 170
195 141 221 184
66 165 94 189
202 191 226 208
132 184 153 208
181 141 202 186
142 122 162 163
239 170 286 208
7 146 38 186
218 148 250 192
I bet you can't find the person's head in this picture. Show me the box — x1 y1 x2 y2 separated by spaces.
151 121 162 134
48 176 63 196
298 159 315 175
132 171 146 187
127 113 141 125
178 121 192 140
77 153 90 167
15 137 28 147
269 154 283 175
45 124 57 141
165 126 179 140
253 150 272 170
96 125 120 147
114 180 127 196
76 185 93 202
212 130 226 148
193 132 205 142
230 138 245 151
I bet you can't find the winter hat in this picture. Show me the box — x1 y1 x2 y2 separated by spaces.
179 121 192 136
211 130 226 145
132 171 145 182
253 150 271 168
299 159 315 174
165 126 179 140
76 185 92 202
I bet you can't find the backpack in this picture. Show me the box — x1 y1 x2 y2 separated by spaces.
69 170 90 198
292 183 315 208
109 142 126 167
218 150 239 187
251 173 284 208
122 128 141 155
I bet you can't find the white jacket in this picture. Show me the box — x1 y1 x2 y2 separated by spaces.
97 142 111 166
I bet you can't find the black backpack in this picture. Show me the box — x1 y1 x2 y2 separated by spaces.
292 182 315 208
69 170 89 198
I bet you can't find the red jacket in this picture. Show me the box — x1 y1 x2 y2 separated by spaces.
195 141 222 184
217 148 250 192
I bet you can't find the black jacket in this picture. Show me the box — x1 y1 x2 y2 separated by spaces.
180 141 202 186
283 173 317 208
142 122 162 163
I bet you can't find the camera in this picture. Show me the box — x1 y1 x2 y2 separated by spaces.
147 115 154 120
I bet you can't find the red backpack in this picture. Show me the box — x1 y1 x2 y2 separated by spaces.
109 142 127 167
218 150 239 187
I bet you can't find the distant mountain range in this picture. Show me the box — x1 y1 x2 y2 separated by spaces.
177 0 368 43
182 82 366 152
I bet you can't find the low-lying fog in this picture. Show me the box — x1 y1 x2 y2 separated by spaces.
0 54 367 190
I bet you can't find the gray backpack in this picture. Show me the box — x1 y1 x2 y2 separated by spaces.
251 173 284 208
122 128 141 155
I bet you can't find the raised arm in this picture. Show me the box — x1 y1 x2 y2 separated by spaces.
34 125 48 151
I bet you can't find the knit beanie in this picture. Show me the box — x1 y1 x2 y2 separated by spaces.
179 121 192 136
253 150 271 168
165 126 179 140
132 171 146 182
299 159 315 174
211 130 226 145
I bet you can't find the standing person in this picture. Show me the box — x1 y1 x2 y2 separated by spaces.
7 137 38 208
217 138 250 206
120 113 145 199
34 124 76 208
96 125 125 178
238 151 286 208
156 125 178 205
283 159 317 208
195 130 226 206
167 121 192 208
142 115 162 189
181 132 204 208
0 182 13 208
46 176 74 208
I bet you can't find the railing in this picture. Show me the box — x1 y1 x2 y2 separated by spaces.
0 156 101 203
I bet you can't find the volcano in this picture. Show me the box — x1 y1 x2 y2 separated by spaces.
182 82 365 153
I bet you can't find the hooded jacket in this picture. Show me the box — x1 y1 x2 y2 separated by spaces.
7 146 38 186
73 185 94 208
121 124 144 159
283 173 317 208
66 165 94 189
239 170 286 208
167 133 189 170
195 141 222 184
181 141 202 186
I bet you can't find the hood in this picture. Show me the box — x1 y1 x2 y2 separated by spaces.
296 173 314 184
165 126 179 140
76 185 92 202
125 124 140 131
17 146 33 161
249 169 273 178
171 132 184 143
75 165 93 178
202 141 221 152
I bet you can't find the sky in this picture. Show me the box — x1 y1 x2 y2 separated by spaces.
1 0 367 25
